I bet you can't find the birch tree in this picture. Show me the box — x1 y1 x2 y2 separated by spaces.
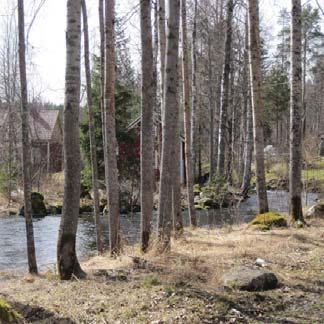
248 0 269 213
191 0 198 180
140 0 154 252
217 0 234 176
241 15 253 197
18 0 38 274
158 0 166 98
99 0 108 181
289 0 304 222
57 0 85 280
104 0 120 255
181 0 197 228
81 0 104 253
158 0 181 250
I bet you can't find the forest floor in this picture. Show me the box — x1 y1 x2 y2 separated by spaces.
0 218 323 323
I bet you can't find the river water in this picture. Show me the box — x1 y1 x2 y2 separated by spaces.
0 191 317 271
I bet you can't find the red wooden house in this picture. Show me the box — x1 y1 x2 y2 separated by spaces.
127 114 186 184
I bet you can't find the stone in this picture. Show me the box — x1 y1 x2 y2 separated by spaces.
19 192 47 218
264 145 277 157
47 204 63 215
223 266 278 291
305 202 324 219
250 212 288 229
79 199 93 214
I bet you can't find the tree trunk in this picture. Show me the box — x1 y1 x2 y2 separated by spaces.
57 0 85 280
290 0 304 222
226 68 235 184
104 0 120 255
140 0 154 252
207 30 216 181
217 0 234 176
302 34 307 137
248 0 269 214
172 118 183 235
99 0 108 182
241 98 253 197
241 14 253 197
157 0 166 171
158 0 166 99
191 0 198 181
81 0 104 253
158 0 181 251
18 0 38 275
181 0 197 228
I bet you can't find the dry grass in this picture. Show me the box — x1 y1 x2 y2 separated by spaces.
1 219 324 323
39 172 64 206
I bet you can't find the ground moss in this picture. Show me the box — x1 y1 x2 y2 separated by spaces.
143 276 161 288
250 212 288 228
0 298 21 322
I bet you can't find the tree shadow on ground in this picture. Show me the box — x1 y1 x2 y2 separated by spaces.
5 298 76 324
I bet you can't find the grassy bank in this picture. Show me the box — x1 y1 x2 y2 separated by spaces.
1 218 323 323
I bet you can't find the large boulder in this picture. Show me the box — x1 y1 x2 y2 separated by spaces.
305 202 324 219
79 199 93 214
47 203 63 215
19 192 47 218
222 267 278 291
250 212 288 231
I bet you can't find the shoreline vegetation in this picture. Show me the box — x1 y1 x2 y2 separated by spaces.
0 217 323 323
1 156 323 218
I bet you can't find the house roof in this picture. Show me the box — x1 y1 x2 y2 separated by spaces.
0 108 62 142
30 109 61 142
127 113 185 141
127 113 162 131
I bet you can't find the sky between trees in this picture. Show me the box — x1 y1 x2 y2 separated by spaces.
0 0 322 104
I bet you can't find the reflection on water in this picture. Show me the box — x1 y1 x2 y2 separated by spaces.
0 191 317 271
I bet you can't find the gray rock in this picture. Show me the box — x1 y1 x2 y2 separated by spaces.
305 202 324 218
223 266 278 291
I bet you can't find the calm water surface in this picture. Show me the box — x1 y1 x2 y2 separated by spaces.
0 191 317 271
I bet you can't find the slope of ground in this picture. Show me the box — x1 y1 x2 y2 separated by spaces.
0 218 323 323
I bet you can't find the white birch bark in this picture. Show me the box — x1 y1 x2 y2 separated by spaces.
289 0 304 222
181 0 197 228
248 0 269 213
81 0 104 253
191 0 198 180
57 0 85 279
217 0 234 176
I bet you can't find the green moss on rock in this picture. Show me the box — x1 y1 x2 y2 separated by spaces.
251 212 288 228
0 298 21 322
